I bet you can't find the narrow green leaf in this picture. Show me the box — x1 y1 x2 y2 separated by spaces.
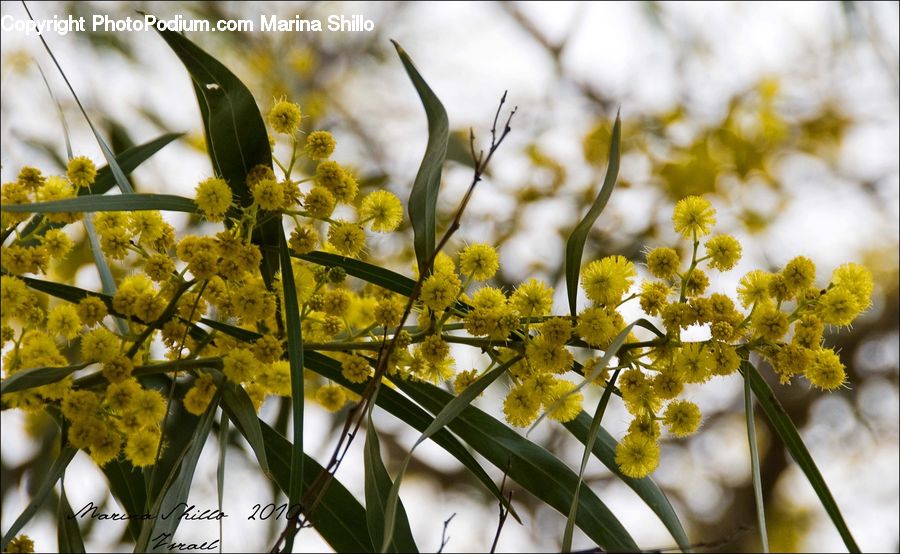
83 215 128 335
563 415 691 552
218 378 270 476
396 379 639 552
259 421 375 552
564 112 621 316
155 27 280 286
24 3 134 194
299 251 415 297
393 41 450 277
136 394 220 553
1 193 198 214
297 251 468 312
58 484 86 554
1 363 89 395
365 396 418 554
278 227 304 554
302 351 519 523
1 447 77 551
563 368 621 552
216 416 228 554
381 358 517 552
101 460 147 542
745 366 769 552
742 361 860 553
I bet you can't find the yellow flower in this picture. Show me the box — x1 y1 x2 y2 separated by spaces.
184 373 217 415
782 256 816 293
545 380 583 423
646 247 681 279
194 177 233 221
510 278 553 317
459 243 500 281
289 225 320 254
672 195 716 239
663 400 702 437
421 272 461 312
252 179 286 211
223 348 259 383
359 190 403 232
503 385 541 427
268 100 302 134
125 428 161 467
674 343 714 384
418 335 450 363
41 229 73 259
576 306 622 347
304 186 336 218
316 384 348 411
453 369 480 394
47 304 81 340
805 349 846 391
752 303 789 341
830 263 873 310
581 255 636 306
305 130 336 160
615 433 660 478
66 156 97 188
341 355 371 383
327 221 366 256
5 534 35 553
80 327 120 363
705 235 742 271
737 270 773 308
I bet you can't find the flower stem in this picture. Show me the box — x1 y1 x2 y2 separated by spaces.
744 371 769 553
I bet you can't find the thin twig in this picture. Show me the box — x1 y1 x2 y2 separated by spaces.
437 513 457 554
490 460 514 553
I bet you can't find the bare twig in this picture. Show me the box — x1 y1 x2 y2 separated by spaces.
437 513 457 553
490 460 514 553
269 93 517 553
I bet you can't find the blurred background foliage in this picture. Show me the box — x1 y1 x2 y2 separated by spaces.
1 1 897 552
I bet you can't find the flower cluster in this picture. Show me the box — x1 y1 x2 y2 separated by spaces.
0 96 872 484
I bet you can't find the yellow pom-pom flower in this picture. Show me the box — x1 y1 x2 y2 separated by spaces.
672 195 716 239
359 190 403 232
805 349 846 390
252 179 286 211
421 272 461 312
327 220 366 256
705 234 742 271
663 400 702 437
47 304 81 340
195 177 233 221
268 100 302 134
510 278 553 317
66 156 97 188
80 327 120 363
646 247 681 279
503 385 541 427
459 243 500 281
341 355 371 383
316 384 348 411
615 433 660 478
581 255 636 306
305 130 336 160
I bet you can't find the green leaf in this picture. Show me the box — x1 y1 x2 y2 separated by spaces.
1 447 77 551
58 484 86 554
1 193 198 214
393 41 450 277
563 414 691 552
564 112 621 316
259 421 375 552
299 251 416 297
395 379 639 552
155 28 280 286
1 363 89 395
744 364 769 552
364 397 418 553
742 361 860 553
83 215 129 335
16 133 182 245
381 358 517 552
563 368 620 552
302 351 519 523
136 394 220 553
24 7 134 194
101 460 147 542
218 378 270 476
278 228 304 553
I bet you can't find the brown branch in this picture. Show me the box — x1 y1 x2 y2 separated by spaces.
490 459 514 553
437 513 457 553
